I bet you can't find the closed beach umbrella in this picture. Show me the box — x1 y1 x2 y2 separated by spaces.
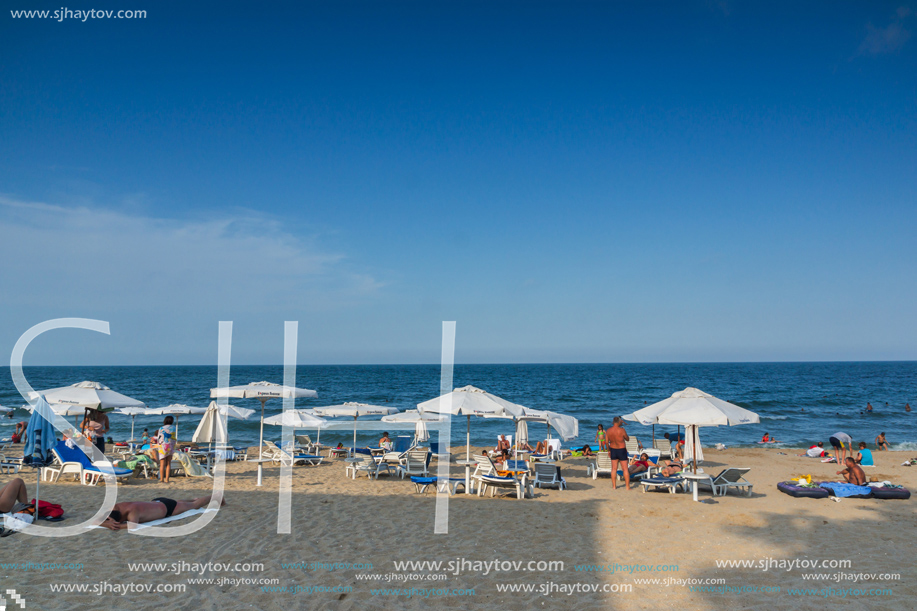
312 403 399 450
28 381 145 411
192 401 256 444
210 382 319 486
145 404 208 441
418 386 525 460
625 387 759 472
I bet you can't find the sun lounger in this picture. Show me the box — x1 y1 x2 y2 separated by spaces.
625 438 643 456
587 454 613 479
398 450 431 479
532 463 566 490
44 440 133 485
639 476 686 494
409 476 467 495
696 467 753 497
652 438 672 458
345 454 391 479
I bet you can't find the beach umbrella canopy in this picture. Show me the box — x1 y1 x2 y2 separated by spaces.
210 382 318 486
515 408 579 442
382 409 445 444
624 387 759 472
312 403 399 449
28 381 145 412
145 404 208 440
263 410 326 428
114 406 149 440
418 386 524 459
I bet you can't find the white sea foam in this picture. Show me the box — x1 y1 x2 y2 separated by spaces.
890 442 917 452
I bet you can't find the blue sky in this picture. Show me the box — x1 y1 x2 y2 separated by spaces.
1 1 915 365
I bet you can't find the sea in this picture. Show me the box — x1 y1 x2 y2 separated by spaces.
2 363 915 451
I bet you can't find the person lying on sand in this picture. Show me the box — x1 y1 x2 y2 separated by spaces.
577 445 594 457
837 458 866 486
101 495 225 530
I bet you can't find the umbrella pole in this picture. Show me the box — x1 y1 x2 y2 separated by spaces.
130 416 135 441
693 426 697 474
353 416 357 454
466 416 470 460
257 399 266 487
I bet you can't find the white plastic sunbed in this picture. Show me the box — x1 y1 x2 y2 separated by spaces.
696 467 753 497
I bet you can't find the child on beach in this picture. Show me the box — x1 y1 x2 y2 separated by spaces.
875 432 889 451
595 424 606 451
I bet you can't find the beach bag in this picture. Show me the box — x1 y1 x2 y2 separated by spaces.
31 499 64 519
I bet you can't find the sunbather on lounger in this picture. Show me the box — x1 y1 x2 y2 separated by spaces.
659 460 684 478
837 458 866 486
628 453 652 476
101 495 225 530
534 440 549 455
495 435 511 453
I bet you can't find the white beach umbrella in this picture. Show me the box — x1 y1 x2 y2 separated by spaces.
145 404 208 441
28 381 145 412
418 386 524 460
210 382 318 486
312 403 399 450
191 402 255 445
114 406 149 440
624 387 759 472
27 401 91 430
381 409 445 444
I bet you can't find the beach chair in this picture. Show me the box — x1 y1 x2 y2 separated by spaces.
43 440 133 485
173 451 213 478
587 454 613 479
532 463 566 490
0 452 21 474
696 467 753 497
345 454 385 479
652 438 671 458
617 452 661 482
398 450 431 479
625 438 643 456
409 476 467 495
639 476 686 494
477 454 532 499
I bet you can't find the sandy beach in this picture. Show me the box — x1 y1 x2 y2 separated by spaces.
3 446 914 610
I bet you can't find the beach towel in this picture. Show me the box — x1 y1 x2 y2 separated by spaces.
23 397 57 462
819 482 872 498
86 507 218 530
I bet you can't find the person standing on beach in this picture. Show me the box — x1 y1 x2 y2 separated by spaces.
595 424 606 451
607 417 630 491
875 432 890 451
829 431 852 464
151 416 177 483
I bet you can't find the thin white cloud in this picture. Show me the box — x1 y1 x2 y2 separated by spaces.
0 195 382 315
859 7 913 55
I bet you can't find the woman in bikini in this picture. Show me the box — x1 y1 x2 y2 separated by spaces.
595 424 606 452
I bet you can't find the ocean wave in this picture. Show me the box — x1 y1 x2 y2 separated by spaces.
761 415 789 420
890 442 917 452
